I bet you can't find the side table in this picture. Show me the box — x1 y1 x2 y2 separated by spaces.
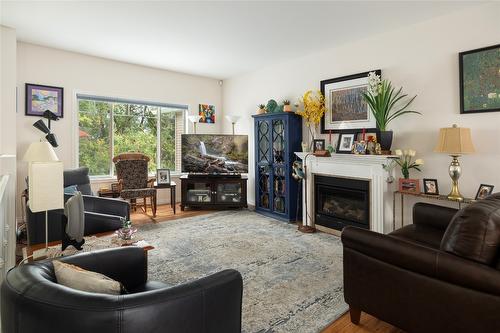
154 181 176 214
393 191 474 231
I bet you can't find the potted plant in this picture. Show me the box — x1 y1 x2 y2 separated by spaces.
393 149 424 193
361 72 420 151
257 104 266 115
283 100 292 112
296 90 326 151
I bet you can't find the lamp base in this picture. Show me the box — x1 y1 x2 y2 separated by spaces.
447 155 463 201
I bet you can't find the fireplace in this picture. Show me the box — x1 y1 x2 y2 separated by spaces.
314 175 370 231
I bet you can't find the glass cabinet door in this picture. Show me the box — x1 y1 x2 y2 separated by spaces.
257 165 270 210
257 120 271 164
216 183 242 204
272 119 285 165
186 182 212 203
273 165 287 214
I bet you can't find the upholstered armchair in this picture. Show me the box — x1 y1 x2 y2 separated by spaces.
2 247 243 333
113 153 157 217
342 195 500 333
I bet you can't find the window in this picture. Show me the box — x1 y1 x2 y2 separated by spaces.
77 95 186 177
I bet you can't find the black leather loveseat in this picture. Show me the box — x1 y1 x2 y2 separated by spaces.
342 195 500 333
1 247 243 333
27 167 129 245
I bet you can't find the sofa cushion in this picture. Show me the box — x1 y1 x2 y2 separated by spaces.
64 167 92 195
390 224 445 249
440 193 500 266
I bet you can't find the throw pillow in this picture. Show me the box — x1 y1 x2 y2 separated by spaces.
53 260 122 295
440 192 500 265
64 185 79 195
64 191 85 242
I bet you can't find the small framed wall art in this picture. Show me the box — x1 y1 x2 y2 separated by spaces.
459 44 500 114
320 70 381 133
199 104 216 123
25 83 64 118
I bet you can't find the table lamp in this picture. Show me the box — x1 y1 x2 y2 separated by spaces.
434 124 475 200
187 115 199 134
225 115 241 135
23 142 63 253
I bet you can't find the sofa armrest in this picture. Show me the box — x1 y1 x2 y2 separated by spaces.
60 247 147 291
121 269 243 333
84 212 123 235
412 202 457 230
82 195 130 220
342 226 500 296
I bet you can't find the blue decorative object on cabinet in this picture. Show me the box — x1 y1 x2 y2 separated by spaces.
252 112 302 222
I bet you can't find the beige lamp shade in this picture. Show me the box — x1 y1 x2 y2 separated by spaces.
187 115 199 123
434 124 475 155
23 142 59 162
225 115 241 123
28 161 64 212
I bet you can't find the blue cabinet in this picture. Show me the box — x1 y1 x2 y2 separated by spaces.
252 112 302 222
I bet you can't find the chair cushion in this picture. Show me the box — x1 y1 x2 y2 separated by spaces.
390 224 445 249
441 192 500 266
120 188 156 199
64 185 78 195
64 167 92 195
128 281 169 294
115 160 148 189
53 260 123 295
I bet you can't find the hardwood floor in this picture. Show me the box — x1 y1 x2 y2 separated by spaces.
323 312 403 333
130 203 211 225
132 205 402 333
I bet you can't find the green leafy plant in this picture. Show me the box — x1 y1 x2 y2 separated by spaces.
258 104 266 109
361 72 420 131
282 100 291 105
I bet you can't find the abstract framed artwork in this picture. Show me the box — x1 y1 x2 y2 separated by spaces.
459 44 500 114
199 104 216 123
25 83 64 118
320 70 380 133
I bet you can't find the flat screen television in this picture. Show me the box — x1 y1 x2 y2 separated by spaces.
181 134 248 174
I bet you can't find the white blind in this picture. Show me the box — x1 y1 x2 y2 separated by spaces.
76 94 188 110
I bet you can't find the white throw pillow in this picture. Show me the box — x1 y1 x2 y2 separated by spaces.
53 260 122 295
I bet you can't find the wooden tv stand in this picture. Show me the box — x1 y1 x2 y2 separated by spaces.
180 174 248 211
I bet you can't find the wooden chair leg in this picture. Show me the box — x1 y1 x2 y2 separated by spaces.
152 194 157 217
349 306 361 325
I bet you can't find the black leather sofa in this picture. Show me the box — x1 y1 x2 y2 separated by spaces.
27 167 129 245
1 247 243 333
342 196 500 333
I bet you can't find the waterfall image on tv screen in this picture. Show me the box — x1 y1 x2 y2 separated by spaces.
181 134 248 173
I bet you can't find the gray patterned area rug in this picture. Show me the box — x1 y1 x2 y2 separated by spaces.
138 210 348 333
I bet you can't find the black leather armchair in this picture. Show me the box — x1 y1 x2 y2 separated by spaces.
27 167 129 245
342 200 500 333
1 247 243 333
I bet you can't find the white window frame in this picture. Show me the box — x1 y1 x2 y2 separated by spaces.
73 90 188 180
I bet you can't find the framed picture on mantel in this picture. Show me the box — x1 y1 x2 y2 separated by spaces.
320 70 380 134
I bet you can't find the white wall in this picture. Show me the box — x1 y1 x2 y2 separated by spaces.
1 26 17 155
16 42 223 208
223 3 500 210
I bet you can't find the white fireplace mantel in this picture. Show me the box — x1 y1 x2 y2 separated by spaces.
295 152 397 234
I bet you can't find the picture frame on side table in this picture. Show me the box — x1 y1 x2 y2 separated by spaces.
320 70 381 133
157 169 171 185
25 83 64 118
475 184 494 200
337 133 355 154
399 178 420 194
423 178 439 195
459 44 500 114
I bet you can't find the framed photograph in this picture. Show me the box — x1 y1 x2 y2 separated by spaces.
399 178 420 194
475 184 494 200
459 44 500 114
337 133 355 153
313 139 325 152
320 70 381 133
423 178 439 195
25 83 64 118
157 169 171 185
199 104 216 123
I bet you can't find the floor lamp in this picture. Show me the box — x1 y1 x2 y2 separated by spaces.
225 115 241 135
23 142 63 255
187 115 199 134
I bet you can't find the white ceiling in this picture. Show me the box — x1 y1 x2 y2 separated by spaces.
1 1 481 79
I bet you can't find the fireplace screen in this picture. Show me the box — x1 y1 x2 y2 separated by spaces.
315 175 369 231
